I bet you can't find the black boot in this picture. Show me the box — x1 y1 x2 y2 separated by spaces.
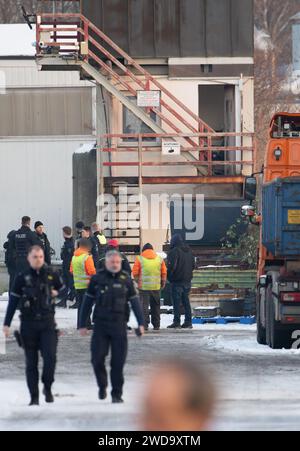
43 387 54 403
112 396 124 404
99 387 107 400
167 323 181 329
181 323 193 329
29 394 39 406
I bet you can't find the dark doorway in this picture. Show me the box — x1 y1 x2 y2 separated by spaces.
199 84 236 175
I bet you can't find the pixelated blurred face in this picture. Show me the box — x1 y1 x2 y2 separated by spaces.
28 248 45 270
141 368 207 431
81 230 90 238
35 225 44 235
106 254 122 274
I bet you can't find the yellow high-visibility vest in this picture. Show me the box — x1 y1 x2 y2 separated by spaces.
138 255 162 291
97 234 107 246
72 254 90 289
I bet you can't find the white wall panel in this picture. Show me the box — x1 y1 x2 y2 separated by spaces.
0 137 95 260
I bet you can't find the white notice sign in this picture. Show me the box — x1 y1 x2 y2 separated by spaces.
162 141 181 155
137 90 161 108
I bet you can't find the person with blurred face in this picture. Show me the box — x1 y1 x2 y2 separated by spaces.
34 221 51 266
79 250 144 403
141 357 216 431
2 246 65 406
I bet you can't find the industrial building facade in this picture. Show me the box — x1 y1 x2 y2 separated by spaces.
0 25 97 258
0 0 254 258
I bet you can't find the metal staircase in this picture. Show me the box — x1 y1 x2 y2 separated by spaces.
35 13 213 158
35 12 255 252
103 181 141 254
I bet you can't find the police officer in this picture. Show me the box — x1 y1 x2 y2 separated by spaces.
58 226 75 308
3 230 16 293
2 245 65 406
79 250 144 403
34 221 52 266
12 216 39 273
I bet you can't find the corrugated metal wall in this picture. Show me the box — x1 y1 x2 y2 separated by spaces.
0 87 93 136
82 0 253 58
0 60 91 88
73 149 97 229
0 138 96 258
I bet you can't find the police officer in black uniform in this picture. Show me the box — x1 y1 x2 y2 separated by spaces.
3 230 16 293
58 225 75 308
12 216 39 273
3 245 65 406
34 221 52 266
79 250 144 403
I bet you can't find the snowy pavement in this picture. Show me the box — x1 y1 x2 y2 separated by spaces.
1 301 300 431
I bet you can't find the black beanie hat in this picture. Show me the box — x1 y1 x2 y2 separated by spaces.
142 243 154 252
76 221 85 230
34 221 43 229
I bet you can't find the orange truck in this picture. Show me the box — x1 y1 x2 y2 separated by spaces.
242 113 300 349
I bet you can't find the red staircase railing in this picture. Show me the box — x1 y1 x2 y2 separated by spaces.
99 132 256 179
36 13 214 152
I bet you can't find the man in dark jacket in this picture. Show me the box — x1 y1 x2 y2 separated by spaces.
167 234 195 329
82 226 100 269
75 221 85 248
79 250 144 403
3 245 65 406
12 216 39 273
59 226 75 308
91 222 107 261
34 221 51 265
98 239 132 275
3 230 16 292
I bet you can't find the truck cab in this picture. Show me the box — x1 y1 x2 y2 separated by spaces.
243 113 300 348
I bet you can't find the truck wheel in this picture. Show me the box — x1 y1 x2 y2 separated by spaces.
266 285 289 349
256 292 266 345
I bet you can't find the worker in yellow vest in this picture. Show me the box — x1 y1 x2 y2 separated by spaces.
132 243 167 331
70 238 96 329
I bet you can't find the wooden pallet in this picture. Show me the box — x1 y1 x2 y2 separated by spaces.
192 316 256 325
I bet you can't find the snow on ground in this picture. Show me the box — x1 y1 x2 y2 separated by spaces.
0 378 142 431
0 299 258 334
201 333 300 355
3 301 300 430
3 300 298 357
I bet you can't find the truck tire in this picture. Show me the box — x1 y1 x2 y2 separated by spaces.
256 292 266 345
266 285 289 349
